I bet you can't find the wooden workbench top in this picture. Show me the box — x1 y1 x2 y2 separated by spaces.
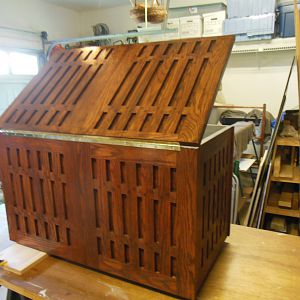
1 224 299 300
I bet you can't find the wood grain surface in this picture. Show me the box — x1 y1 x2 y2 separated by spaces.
0 244 47 275
0 126 233 299
1 225 299 300
0 36 234 299
0 36 234 144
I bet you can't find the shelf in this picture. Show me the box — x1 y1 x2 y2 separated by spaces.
272 167 300 184
276 137 300 147
232 37 296 54
265 206 300 218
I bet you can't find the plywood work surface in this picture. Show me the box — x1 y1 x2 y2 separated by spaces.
0 244 47 275
0 36 234 144
1 225 300 300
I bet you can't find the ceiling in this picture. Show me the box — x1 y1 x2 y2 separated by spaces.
41 0 130 10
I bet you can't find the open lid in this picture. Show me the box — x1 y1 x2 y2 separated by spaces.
0 36 234 145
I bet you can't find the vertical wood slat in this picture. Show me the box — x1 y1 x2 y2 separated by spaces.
99 159 112 258
110 160 124 262
158 166 171 276
126 162 139 269
176 148 198 299
19 149 36 235
141 164 154 271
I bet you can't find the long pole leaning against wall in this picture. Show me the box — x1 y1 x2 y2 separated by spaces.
294 0 300 128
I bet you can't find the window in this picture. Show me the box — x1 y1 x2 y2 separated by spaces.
10 52 39 75
0 51 9 75
0 50 39 76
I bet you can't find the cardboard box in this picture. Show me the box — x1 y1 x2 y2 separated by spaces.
203 11 226 37
180 15 202 38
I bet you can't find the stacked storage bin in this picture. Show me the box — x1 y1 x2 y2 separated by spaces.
278 1 300 37
223 0 276 41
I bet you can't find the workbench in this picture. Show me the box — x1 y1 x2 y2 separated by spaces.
0 224 299 300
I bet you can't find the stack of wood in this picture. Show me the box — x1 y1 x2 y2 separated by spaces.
263 135 300 235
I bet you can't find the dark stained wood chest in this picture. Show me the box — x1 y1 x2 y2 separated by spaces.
0 36 234 299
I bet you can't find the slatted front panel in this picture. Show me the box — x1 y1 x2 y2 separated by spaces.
196 128 233 288
83 144 179 293
0 136 85 264
0 36 234 144
0 129 233 299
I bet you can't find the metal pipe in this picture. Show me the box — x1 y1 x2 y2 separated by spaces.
46 29 177 59
45 29 176 45
0 25 40 36
0 45 42 53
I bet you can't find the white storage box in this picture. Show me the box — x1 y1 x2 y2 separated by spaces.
203 10 226 37
223 13 275 41
137 25 165 43
179 15 202 38
166 18 180 40
227 0 276 19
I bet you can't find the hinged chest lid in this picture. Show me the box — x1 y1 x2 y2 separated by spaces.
0 36 234 145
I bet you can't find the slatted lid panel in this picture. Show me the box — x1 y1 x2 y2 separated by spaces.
0 36 234 144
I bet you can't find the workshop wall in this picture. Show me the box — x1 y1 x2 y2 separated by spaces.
223 51 298 116
0 0 82 117
80 3 298 116
80 4 136 36
1 1 298 116
0 0 81 48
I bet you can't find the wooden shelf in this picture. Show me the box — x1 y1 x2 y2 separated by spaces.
265 206 300 218
276 137 300 147
272 166 300 184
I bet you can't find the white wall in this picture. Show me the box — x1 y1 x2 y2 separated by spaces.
80 4 136 36
222 51 298 116
0 0 82 115
80 5 298 116
0 0 81 45
0 78 29 113
0 1 298 116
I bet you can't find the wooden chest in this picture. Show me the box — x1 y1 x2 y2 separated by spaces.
0 36 234 299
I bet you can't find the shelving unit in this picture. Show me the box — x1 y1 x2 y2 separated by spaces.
263 136 300 235
272 168 300 184
265 206 300 218
232 37 296 54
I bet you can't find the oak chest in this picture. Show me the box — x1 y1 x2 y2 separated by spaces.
0 36 234 299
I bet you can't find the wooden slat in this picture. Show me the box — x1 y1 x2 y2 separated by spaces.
0 37 234 144
0 127 233 299
0 244 47 275
0 136 85 265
